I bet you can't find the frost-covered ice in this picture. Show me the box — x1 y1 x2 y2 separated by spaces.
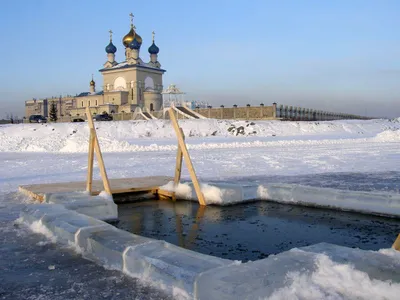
268 253 400 300
160 181 400 217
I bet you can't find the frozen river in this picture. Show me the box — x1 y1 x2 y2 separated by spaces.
0 119 399 298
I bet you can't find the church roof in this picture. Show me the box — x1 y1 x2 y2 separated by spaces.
99 61 166 73
76 91 104 97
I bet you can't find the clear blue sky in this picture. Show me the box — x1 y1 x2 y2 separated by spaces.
0 0 399 117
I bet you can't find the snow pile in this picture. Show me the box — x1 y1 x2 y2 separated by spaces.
1 118 400 153
269 253 400 300
160 182 253 205
373 129 400 142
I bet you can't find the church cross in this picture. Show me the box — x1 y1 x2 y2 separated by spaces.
129 13 134 27
152 31 155 42
109 29 113 41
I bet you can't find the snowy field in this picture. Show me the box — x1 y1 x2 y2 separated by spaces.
1 118 400 299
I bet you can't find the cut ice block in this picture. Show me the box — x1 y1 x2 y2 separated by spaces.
195 249 317 300
194 243 400 300
24 204 108 244
261 183 400 217
21 204 70 224
302 243 400 282
44 192 91 203
124 240 233 297
45 192 118 221
75 226 154 270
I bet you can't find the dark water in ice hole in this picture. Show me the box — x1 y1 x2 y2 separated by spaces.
116 200 400 262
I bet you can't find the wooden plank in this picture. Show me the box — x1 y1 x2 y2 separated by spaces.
86 128 95 193
86 107 112 195
173 128 185 201
157 189 175 199
19 186 45 202
168 108 206 206
19 176 173 200
393 233 400 251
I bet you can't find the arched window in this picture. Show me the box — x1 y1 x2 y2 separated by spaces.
114 77 127 90
150 103 154 111
88 100 90 107
95 99 98 106
144 76 154 90
81 101 84 107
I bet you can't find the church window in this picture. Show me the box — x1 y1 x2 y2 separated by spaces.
88 100 90 107
144 76 154 90
95 99 98 106
81 101 84 107
150 103 154 111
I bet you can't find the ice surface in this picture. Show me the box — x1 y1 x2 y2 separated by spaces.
161 181 400 217
45 192 118 221
195 243 400 300
124 240 234 298
3 118 400 299
258 183 400 217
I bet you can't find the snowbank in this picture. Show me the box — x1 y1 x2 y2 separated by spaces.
373 129 400 142
1 118 399 153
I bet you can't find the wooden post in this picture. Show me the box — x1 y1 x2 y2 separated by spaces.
86 128 95 193
393 233 400 251
85 107 112 195
168 108 206 206
172 128 185 201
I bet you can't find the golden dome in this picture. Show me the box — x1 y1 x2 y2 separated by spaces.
122 27 142 47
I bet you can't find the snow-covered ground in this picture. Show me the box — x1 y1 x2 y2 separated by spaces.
1 118 400 299
1 118 400 195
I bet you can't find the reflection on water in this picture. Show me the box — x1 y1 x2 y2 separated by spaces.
116 200 400 262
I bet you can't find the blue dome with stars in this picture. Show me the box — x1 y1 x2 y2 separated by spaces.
105 41 117 54
129 38 141 50
148 42 159 55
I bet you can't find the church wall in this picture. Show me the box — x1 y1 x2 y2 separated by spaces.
76 95 104 109
195 105 276 120
143 92 162 111
137 69 163 110
104 91 128 105
101 66 164 109
102 71 138 92
102 70 138 105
